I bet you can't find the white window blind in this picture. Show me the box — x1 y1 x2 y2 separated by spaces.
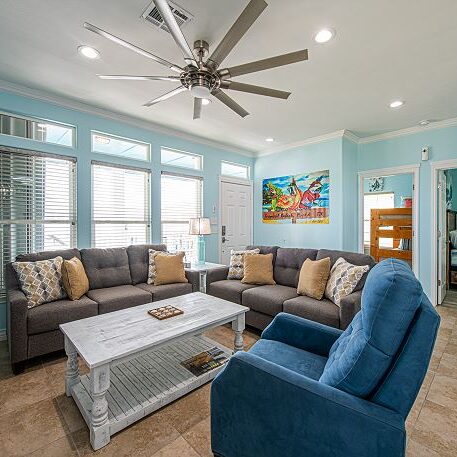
364 193 395 248
92 162 151 248
161 172 202 261
0 149 77 299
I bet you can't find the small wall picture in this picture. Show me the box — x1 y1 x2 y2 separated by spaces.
262 170 329 224
368 177 385 192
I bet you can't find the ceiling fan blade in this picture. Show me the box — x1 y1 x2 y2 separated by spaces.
152 0 197 67
143 86 187 107
207 0 267 69
218 49 308 78
212 90 249 118
97 75 181 81
193 98 202 120
221 81 291 99
83 22 183 73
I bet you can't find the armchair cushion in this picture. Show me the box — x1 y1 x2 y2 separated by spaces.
249 339 327 380
320 259 423 398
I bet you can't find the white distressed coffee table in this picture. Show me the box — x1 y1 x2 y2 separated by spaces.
60 292 248 450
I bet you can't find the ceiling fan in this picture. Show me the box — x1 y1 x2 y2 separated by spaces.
84 0 309 119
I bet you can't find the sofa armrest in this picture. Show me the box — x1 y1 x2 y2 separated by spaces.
206 266 229 288
185 270 201 292
339 290 362 330
261 312 342 357
211 352 405 457
6 289 29 364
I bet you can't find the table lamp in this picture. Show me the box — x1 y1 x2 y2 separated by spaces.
189 217 211 265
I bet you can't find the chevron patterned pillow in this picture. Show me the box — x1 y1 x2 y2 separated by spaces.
325 257 369 306
227 248 260 280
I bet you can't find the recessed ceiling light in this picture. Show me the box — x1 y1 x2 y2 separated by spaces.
314 28 335 44
201 98 211 106
265 138 274 142
418 120 430 126
389 100 404 109
78 45 100 59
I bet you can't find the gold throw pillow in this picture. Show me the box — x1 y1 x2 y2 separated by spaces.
154 252 188 286
62 257 90 300
241 253 276 285
297 257 331 300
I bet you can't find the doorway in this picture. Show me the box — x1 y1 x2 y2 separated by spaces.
358 166 419 277
219 177 253 265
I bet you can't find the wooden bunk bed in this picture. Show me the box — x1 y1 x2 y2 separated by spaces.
370 208 413 263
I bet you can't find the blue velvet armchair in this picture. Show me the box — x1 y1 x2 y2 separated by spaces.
211 259 440 457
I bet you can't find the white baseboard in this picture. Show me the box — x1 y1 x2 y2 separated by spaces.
0 330 6 341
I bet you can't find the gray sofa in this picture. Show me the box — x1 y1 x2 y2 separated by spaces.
206 246 375 332
6 244 199 373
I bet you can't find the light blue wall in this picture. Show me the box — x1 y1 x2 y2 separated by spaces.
253 138 347 250
363 173 413 207
0 90 254 331
358 125 457 300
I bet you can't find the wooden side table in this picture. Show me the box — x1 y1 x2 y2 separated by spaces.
186 262 227 293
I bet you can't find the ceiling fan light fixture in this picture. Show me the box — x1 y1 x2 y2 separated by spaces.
78 45 100 59
389 100 405 109
201 98 211 106
313 28 335 44
265 138 274 142
191 85 211 98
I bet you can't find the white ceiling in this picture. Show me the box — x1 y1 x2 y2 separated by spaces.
0 0 456 154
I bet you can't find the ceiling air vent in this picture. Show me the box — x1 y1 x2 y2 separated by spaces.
142 1 193 33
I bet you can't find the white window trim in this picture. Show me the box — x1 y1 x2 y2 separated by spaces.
91 130 151 162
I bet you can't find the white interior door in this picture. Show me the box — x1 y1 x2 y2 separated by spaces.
438 170 447 304
220 180 252 265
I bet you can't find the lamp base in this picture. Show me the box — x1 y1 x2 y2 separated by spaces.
197 235 206 266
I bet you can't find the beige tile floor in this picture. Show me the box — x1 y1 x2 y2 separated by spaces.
0 295 456 457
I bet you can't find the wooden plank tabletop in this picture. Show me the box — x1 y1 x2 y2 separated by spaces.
60 292 248 369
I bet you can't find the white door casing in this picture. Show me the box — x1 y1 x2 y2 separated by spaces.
437 170 448 304
219 178 253 265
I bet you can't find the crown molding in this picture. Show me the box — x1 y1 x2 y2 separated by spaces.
0 79 256 158
357 117 457 144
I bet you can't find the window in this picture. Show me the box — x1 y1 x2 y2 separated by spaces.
0 148 77 299
161 147 203 171
221 161 249 179
91 131 150 161
364 193 395 248
92 162 150 248
0 112 75 147
161 172 202 261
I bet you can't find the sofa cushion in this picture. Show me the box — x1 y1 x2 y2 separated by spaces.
242 285 298 316
283 296 340 328
250 339 327 380
87 285 152 314
27 295 97 334
319 259 422 398
127 244 167 285
135 283 192 301
273 248 318 287
208 280 258 304
81 248 132 290
316 249 375 291
246 245 280 264
16 248 81 262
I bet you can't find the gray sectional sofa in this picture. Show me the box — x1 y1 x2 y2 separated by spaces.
206 246 375 332
6 244 199 373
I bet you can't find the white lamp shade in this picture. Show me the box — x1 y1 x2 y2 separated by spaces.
189 217 211 235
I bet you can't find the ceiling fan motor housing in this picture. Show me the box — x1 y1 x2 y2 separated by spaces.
181 68 220 98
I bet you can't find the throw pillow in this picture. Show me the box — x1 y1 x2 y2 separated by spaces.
154 252 188 286
61 257 90 300
241 253 276 285
297 257 331 300
325 257 369 306
147 249 171 284
227 248 260 280
12 256 67 308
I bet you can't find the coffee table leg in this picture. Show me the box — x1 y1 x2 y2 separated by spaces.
64 335 79 397
90 364 110 450
232 313 245 353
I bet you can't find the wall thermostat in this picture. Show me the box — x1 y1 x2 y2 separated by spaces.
421 146 430 161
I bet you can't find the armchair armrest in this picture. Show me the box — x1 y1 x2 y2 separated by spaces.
339 290 362 330
261 312 342 357
184 270 201 292
6 289 29 364
206 266 229 289
211 352 405 457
